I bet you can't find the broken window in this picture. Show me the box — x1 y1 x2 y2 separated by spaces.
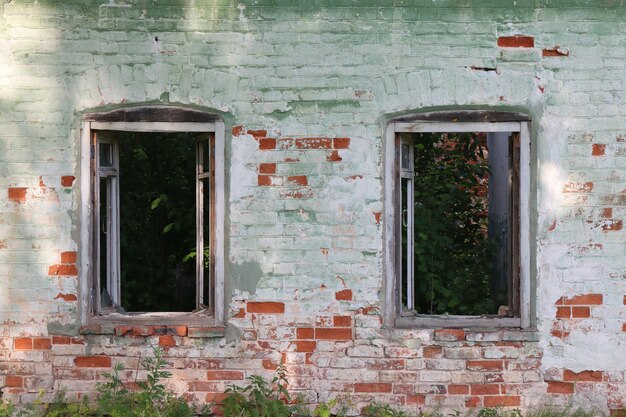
385 114 530 328
81 108 225 324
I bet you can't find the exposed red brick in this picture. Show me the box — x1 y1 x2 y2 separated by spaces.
259 163 276 174
284 157 300 163
406 395 425 406
55 293 77 302
467 360 503 371
423 346 443 358
602 208 613 218
247 302 285 314
52 336 71 345
232 308 245 319
231 126 245 136
448 384 469 395
497 35 534 48
571 306 590 318
291 341 316 352
5 376 23 388
551 330 570 339
261 359 278 370
60 176 75 187
564 369 603 382
556 306 571 319
247 129 267 139
333 138 351 149
60 251 77 263
8 187 27 202
373 211 382 224
434 329 465 341
547 381 574 394
543 47 569 57
257 175 276 186
259 138 276 150
75 356 111 368
206 371 244 380
158 336 177 347
166 326 187 337
335 289 352 301
327 150 342 162
48 264 78 276
296 327 314 339
592 143 606 156
315 328 352 340
287 175 307 186
471 384 500 395
14 338 32 350
562 182 594 193
333 316 352 327
354 383 392 393
483 396 521 407
33 338 51 350
623 323 626 332
556 293 603 305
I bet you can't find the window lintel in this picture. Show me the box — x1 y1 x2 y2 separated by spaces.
391 110 530 124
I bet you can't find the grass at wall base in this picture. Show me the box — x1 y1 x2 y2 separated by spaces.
0 348 614 417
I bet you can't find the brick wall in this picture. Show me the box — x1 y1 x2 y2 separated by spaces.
0 1 625 415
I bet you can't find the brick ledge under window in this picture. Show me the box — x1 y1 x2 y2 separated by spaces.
79 324 226 338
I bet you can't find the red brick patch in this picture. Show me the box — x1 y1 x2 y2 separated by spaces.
592 144 606 156
542 47 569 57
483 396 520 407
8 187 27 202
259 138 276 150
314 328 352 340
14 338 33 350
259 163 276 174
547 381 574 394
497 35 534 48
60 176 75 187
563 369 603 382
333 138 351 149
335 289 352 301
75 356 111 368
5 376 23 388
556 293 603 305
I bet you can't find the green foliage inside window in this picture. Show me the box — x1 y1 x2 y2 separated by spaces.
407 132 500 316
118 132 197 312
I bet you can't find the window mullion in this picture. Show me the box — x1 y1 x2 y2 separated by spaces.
400 138 415 311
109 140 121 306
196 139 205 310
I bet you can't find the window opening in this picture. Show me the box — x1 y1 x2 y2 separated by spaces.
94 130 215 315
385 115 530 328
399 131 520 317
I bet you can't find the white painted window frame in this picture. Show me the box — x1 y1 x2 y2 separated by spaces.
384 120 531 329
79 120 225 326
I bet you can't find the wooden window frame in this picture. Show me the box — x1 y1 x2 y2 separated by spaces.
383 114 531 329
79 113 225 326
